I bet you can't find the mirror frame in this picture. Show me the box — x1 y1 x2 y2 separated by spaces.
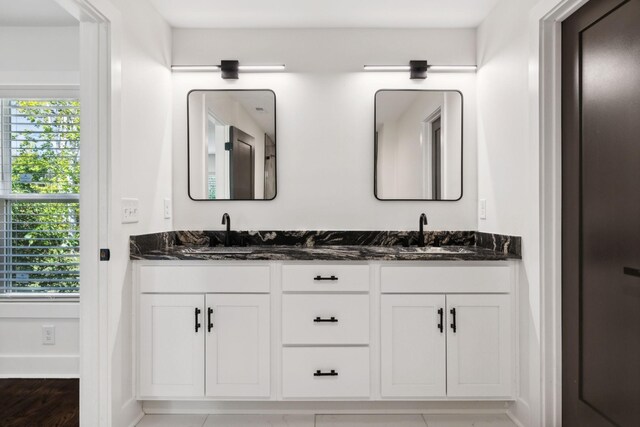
186 89 277 201
373 89 464 202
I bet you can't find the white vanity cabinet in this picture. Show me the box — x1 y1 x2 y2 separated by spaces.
205 294 270 398
135 260 516 402
280 263 371 399
379 263 514 399
139 293 205 397
380 294 447 397
445 294 511 397
136 263 271 399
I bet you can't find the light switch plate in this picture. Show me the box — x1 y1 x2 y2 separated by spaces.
122 198 139 223
479 199 487 220
163 198 171 219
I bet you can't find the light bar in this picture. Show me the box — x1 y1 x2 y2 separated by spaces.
171 63 286 78
428 65 477 73
171 65 221 72
363 65 411 71
364 61 477 79
238 65 286 71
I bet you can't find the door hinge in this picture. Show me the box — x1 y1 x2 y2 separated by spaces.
99 248 111 261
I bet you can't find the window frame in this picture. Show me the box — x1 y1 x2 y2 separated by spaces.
0 87 80 300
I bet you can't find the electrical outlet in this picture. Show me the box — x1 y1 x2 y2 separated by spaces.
42 325 55 345
122 198 139 223
163 198 171 219
479 199 487 220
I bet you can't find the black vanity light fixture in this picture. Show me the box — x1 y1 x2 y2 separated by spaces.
363 60 477 79
171 60 286 79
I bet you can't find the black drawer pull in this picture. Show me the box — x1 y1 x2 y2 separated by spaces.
194 308 201 333
314 316 338 323
314 275 338 281
624 267 640 278
207 307 214 332
437 308 444 333
314 369 338 377
450 308 457 333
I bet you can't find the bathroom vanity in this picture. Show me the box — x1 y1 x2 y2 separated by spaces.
131 231 520 403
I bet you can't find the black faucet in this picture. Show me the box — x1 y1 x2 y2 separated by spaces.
418 213 428 247
222 213 231 247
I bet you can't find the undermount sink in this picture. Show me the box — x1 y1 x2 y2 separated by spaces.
180 246 254 255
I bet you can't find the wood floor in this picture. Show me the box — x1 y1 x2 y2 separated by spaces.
0 379 79 427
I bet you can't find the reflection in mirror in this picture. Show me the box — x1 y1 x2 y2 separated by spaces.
375 90 462 200
188 90 276 200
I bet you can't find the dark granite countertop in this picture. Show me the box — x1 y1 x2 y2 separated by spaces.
130 231 521 262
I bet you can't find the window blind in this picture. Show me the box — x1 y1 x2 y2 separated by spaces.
0 99 80 294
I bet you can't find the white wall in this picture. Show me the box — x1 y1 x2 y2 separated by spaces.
0 302 79 377
0 25 80 379
0 26 79 86
107 0 173 425
477 0 562 426
172 29 477 231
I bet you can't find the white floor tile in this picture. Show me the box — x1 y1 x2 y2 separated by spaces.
316 414 427 427
203 414 315 427
422 414 516 427
136 414 207 427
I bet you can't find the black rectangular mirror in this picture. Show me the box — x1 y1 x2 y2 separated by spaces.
188 90 276 200
374 90 463 201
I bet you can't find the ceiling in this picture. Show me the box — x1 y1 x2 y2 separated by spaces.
0 0 77 26
148 0 501 29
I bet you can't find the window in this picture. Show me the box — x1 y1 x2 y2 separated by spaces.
0 99 80 294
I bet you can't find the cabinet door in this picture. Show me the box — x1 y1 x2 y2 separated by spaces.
381 294 446 397
446 294 512 397
205 294 270 398
139 294 205 397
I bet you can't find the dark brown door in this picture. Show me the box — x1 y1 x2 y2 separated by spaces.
227 126 255 199
562 1 640 426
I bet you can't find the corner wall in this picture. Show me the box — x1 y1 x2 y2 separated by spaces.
477 0 565 425
106 0 173 425
172 29 478 231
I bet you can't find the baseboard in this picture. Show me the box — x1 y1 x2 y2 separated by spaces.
142 400 512 415
122 397 144 427
0 355 79 378
506 398 531 427
507 411 526 427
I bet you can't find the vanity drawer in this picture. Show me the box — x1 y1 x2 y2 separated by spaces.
282 264 369 292
282 347 370 399
380 264 511 293
138 264 270 293
282 294 369 345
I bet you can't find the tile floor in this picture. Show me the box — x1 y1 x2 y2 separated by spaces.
136 414 518 427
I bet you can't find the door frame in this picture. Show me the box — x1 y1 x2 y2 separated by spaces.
54 0 122 425
530 0 590 425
